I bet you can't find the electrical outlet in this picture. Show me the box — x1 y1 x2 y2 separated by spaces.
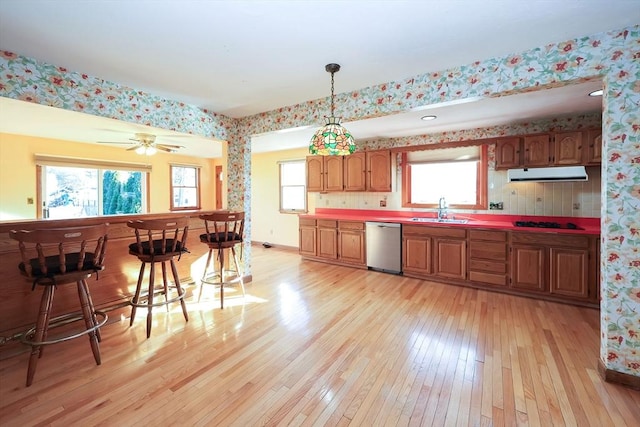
489 202 504 210
573 203 581 210
379 199 387 207
27 197 34 205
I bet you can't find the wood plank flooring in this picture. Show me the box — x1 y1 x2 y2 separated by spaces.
1 246 638 426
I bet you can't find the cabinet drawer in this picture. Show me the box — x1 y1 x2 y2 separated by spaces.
469 271 508 286
469 241 507 260
469 229 507 242
511 232 589 248
339 221 364 231
470 259 507 273
403 225 466 239
317 220 338 228
299 218 316 227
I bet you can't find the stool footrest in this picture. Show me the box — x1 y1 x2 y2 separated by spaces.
21 311 108 346
130 291 186 309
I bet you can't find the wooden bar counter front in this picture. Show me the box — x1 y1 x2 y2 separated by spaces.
0 211 225 343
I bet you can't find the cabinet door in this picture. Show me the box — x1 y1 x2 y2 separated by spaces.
586 129 602 164
434 238 466 280
299 225 317 257
367 150 392 192
306 156 324 192
511 245 546 292
495 138 521 169
317 226 338 259
550 247 589 299
324 156 344 191
403 236 432 274
523 134 550 166
554 131 583 165
338 229 365 265
343 152 366 191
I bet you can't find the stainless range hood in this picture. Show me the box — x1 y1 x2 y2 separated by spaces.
507 166 588 182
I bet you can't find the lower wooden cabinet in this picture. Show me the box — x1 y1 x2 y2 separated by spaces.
402 225 466 280
301 217 599 307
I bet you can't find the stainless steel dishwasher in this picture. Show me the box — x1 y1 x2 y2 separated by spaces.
365 222 402 274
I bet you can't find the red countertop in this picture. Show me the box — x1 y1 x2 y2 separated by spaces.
300 208 600 235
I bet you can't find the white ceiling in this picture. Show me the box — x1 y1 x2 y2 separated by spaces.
0 1 636 157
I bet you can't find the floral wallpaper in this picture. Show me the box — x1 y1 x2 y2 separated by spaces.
1 25 638 378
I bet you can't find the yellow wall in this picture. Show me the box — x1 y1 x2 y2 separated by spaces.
251 147 313 248
0 132 217 220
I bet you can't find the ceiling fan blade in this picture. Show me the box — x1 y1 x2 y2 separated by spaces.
156 145 175 153
126 145 142 151
157 143 184 149
97 141 135 144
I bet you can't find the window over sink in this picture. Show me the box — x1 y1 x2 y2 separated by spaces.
401 144 488 210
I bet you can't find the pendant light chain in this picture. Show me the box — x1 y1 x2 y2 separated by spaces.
330 70 335 117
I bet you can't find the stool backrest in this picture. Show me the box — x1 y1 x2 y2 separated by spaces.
199 211 244 244
127 217 190 256
10 224 109 281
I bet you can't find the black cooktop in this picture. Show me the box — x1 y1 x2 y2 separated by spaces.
513 221 582 230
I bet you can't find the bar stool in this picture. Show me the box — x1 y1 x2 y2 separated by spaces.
10 224 109 387
127 217 190 338
198 212 245 309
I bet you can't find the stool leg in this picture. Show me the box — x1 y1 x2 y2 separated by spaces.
26 285 55 387
199 248 214 302
146 262 155 338
231 246 246 298
161 262 170 312
130 262 146 326
219 248 225 309
84 277 102 342
77 279 101 366
170 259 189 322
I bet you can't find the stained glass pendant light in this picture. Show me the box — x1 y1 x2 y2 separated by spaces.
309 63 356 155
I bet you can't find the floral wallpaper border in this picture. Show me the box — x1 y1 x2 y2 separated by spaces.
1 25 638 377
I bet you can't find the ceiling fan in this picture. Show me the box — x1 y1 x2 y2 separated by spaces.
98 132 184 155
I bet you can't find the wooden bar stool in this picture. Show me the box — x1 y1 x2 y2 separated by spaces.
10 224 109 387
198 212 245 309
127 217 190 338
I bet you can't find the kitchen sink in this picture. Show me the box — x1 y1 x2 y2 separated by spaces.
410 217 469 224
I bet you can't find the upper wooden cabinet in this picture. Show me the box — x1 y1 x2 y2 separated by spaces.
586 129 602 164
554 131 583 165
306 155 344 192
494 128 600 170
495 137 521 169
523 134 551 166
308 150 391 193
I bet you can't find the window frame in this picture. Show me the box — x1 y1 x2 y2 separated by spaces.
37 162 149 219
401 144 488 210
279 159 307 214
170 164 201 211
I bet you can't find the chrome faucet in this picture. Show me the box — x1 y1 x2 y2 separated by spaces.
438 196 447 219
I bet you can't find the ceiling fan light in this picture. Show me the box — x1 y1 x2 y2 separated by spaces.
135 145 146 155
145 146 157 155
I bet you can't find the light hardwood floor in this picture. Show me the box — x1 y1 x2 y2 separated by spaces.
1 246 638 426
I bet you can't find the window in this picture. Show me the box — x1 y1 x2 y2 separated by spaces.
402 144 488 209
171 165 201 210
41 165 147 218
279 160 307 213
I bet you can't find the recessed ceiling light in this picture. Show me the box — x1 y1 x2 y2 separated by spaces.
421 115 437 121
589 89 603 97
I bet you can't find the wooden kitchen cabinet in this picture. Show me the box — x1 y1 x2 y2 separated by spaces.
585 129 602 164
495 137 521 169
298 218 317 257
523 134 551 166
338 221 365 265
468 230 508 286
317 219 338 259
554 131 583 165
306 155 344 192
511 244 547 292
402 225 466 280
510 232 595 301
343 150 392 192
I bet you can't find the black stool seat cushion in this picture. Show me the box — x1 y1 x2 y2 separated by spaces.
200 232 242 244
128 239 187 256
19 252 98 281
